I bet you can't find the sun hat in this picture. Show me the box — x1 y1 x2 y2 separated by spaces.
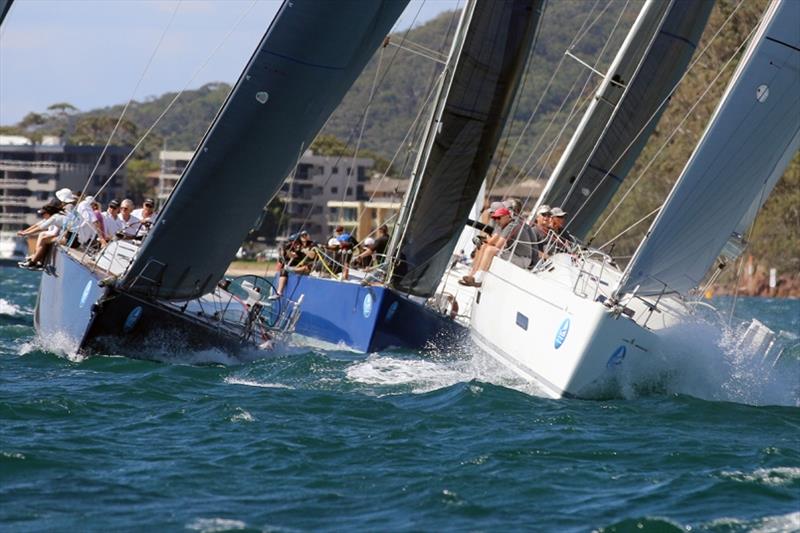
55 188 77 204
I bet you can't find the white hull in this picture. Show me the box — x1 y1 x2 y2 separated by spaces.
469 254 687 399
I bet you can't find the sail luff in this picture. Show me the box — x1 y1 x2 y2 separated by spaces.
389 0 546 297
386 0 478 266
617 0 800 297
536 0 714 240
0 0 13 27
121 0 410 300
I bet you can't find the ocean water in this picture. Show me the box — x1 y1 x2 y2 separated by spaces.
1 266 799 532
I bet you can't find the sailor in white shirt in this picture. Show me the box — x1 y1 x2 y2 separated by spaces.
102 199 124 239
131 198 156 237
118 199 142 239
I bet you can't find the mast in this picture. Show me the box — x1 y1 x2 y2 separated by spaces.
535 0 662 212
535 0 714 240
385 0 478 267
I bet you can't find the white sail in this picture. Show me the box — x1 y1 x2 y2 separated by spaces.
618 0 800 297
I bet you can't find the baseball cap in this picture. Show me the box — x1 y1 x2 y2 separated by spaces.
491 207 511 219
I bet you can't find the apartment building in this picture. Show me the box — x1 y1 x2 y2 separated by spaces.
158 149 375 242
0 135 127 232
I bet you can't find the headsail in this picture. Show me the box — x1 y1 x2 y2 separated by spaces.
0 0 14 26
618 0 800 297
536 0 714 241
121 0 409 300
389 0 545 297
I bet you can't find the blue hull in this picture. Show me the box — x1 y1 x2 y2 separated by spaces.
35 247 245 356
35 247 107 353
281 273 463 352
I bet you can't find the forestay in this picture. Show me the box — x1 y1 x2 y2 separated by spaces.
618 0 800 297
390 0 545 297
122 0 409 300
536 0 713 241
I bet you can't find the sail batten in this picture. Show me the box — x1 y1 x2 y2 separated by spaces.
618 0 800 297
536 0 714 241
390 0 545 297
121 0 409 300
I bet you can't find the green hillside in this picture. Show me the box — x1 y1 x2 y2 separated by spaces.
2 0 797 275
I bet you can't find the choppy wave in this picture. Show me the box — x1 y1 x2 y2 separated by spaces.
721 467 800 487
615 317 800 407
223 376 294 390
0 298 22 316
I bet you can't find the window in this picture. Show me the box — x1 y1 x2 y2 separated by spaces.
332 167 339 174
346 187 353 196
331 187 338 194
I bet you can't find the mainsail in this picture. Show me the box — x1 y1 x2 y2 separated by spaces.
122 0 409 300
618 0 800 297
0 0 13 26
389 0 545 297
536 0 714 241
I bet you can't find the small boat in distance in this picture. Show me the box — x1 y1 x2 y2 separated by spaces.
31 0 410 357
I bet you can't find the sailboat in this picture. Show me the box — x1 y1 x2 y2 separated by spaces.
279 0 545 353
469 0 799 399
32 0 410 356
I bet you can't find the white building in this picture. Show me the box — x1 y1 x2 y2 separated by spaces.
0 136 127 232
157 148 374 242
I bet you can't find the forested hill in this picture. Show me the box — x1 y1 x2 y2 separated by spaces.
2 1 797 276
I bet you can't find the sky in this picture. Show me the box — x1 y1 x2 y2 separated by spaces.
0 0 457 126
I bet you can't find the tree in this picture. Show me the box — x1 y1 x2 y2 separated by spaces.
125 159 159 203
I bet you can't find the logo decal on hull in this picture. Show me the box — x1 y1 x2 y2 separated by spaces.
385 301 399 321
123 306 143 333
363 293 374 319
554 318 570 349
79 281 93 308
606 346 626 369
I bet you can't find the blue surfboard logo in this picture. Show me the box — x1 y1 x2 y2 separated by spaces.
606 346 626 369
554 318 570 349
362 293 374 318
79 281 93 308
123 306 143 333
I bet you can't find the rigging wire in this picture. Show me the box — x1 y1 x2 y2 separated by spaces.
92 0 260 198
290 1 462 240
79 0 182 201
580 0 749 240
340 43 386 206
488 0 605 194
502 0 630 215
589 8 757 243
598 205 660 251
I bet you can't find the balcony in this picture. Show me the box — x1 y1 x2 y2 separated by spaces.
0 195 32 207
0 160 60 174
0 178 27 188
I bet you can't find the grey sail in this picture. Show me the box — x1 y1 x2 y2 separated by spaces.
390 0 545 297
618 0 800 297
0 0 14 26
536 0 713 241
122 0 409 300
